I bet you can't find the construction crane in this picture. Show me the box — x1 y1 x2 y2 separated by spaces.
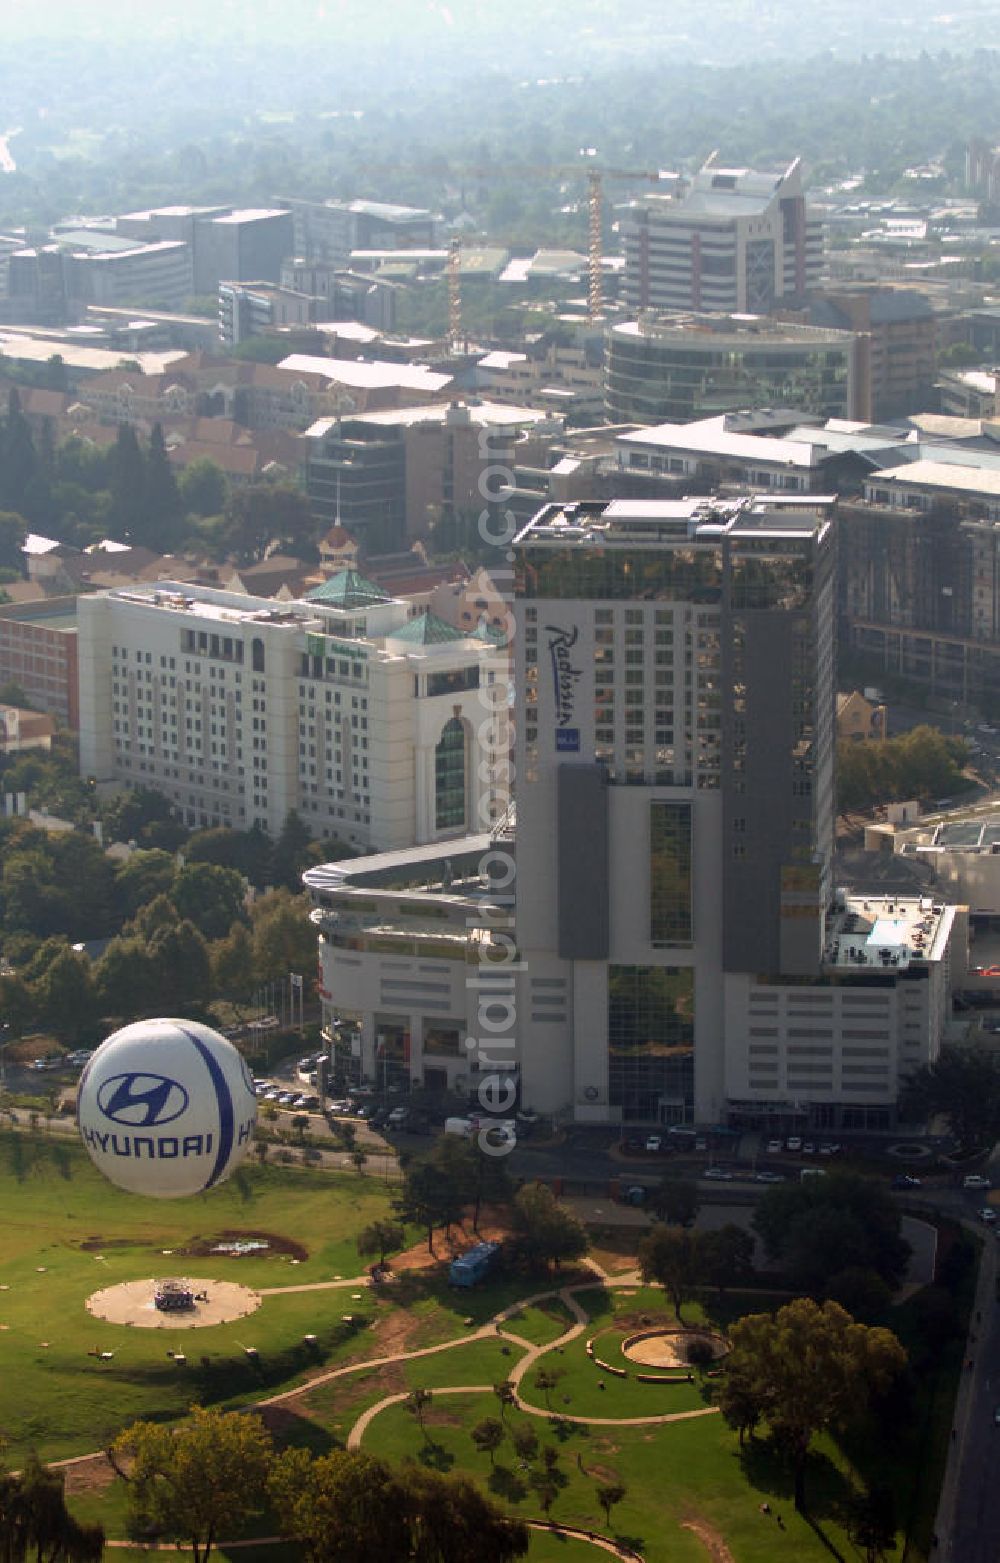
358 161 668 334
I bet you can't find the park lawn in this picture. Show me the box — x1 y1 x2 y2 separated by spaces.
404 1335 528 1392
504 1296 577 1346
0 1131 413 1461
530 1332 707 1421
356 1392 865 1563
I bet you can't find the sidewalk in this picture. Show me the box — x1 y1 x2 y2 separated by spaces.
932 1225 996 1558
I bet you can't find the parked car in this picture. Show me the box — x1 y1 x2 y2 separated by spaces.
818 1142 840 1156
277 1092 297 1107
645 1134 663 1154
981 1207 997 1225
694 1137 708 1152
785 1136 803 1152
755 1170 785 1184
704 1167 734 1181
765 1139 783 1155
892 1174 922 1189
964 1174 992 1190
622 1184 647 1206
622 1136 644 1154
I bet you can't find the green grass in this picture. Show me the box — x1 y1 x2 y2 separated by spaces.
0 1131 399 1461
504 1297 577 1346
357 1392 860 1563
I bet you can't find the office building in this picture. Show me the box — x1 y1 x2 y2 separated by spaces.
303 400 555 553
280 199 437 267
0 598 80 728
307 494 963 1129
77 577 506 847
621 154 823 314
605 313 864 425
193 210 294 296
218 281 318 347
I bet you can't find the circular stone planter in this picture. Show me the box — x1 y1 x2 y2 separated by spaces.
885 1142 934 1161
87 1277 261 1329
620 1326 728 1369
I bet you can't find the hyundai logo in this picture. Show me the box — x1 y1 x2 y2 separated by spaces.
96 1073 190 1128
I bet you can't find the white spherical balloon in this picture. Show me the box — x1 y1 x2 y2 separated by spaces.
77 1019 257 1198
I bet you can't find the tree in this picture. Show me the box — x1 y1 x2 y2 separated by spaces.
720 1298 907 1511
595 1481 627 1529
533 1367 562 1410
171 862 246 942
493 1381 516 1422
211 921 256 1005
351 1147 369 1176
37 947 96 1042
0 510 27 573
0 1452 104 1561
224 482 315 563
179 458 229 519
114 848 177 920
271 809 313 891
130 892 180 942
650 1175 699 1228
108 423 146 541
406 1387 434 1446
394 1155 467 1251
403 1466 530 1562
186 824 271 886
700 1224 754 1298
112 1405 273 1563
356 1219 406 1267
269 1448 411 1563
825 1266 893 1325
470 1417 505 1466
846 1481 898 1563
250 889 316 988
510 1182 588 1273
0 390 37 517
529 1471 558 1517
638 1223 703 1323
900 1045 1000 1147
143 422 183 546
510 1424 538 1462
96 936 160 1018
148 919 211 1009
753 1174 910 1294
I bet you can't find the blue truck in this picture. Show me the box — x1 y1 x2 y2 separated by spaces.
448 1240 500 1289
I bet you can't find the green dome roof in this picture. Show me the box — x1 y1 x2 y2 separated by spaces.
306 569 391 608
390 612 469 645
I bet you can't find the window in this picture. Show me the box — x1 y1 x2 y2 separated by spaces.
434 717 466 831
650 802 692 946
608 966 694 1124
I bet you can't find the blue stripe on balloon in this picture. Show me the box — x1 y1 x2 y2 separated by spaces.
181 1026 234 1189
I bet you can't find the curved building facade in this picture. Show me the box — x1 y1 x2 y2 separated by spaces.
606 313 865 427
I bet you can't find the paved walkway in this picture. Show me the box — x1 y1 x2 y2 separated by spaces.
345 1272 721 1447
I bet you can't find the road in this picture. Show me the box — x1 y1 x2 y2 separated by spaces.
934 1226 1000 1562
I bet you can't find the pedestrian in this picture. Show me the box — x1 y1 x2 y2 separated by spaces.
776 1513 784 1530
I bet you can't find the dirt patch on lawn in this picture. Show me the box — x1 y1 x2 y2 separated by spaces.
680 1515 737 1563
61 1457 116 1498
181 1230 309 1263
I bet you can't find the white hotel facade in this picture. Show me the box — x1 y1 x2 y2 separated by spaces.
77 571 507 849
307 497 965 1131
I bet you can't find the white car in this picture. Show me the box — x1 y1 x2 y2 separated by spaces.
645 1134 663 1154
981 1207 997 1225
785 1136 803 1153
765 1139 783 1155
